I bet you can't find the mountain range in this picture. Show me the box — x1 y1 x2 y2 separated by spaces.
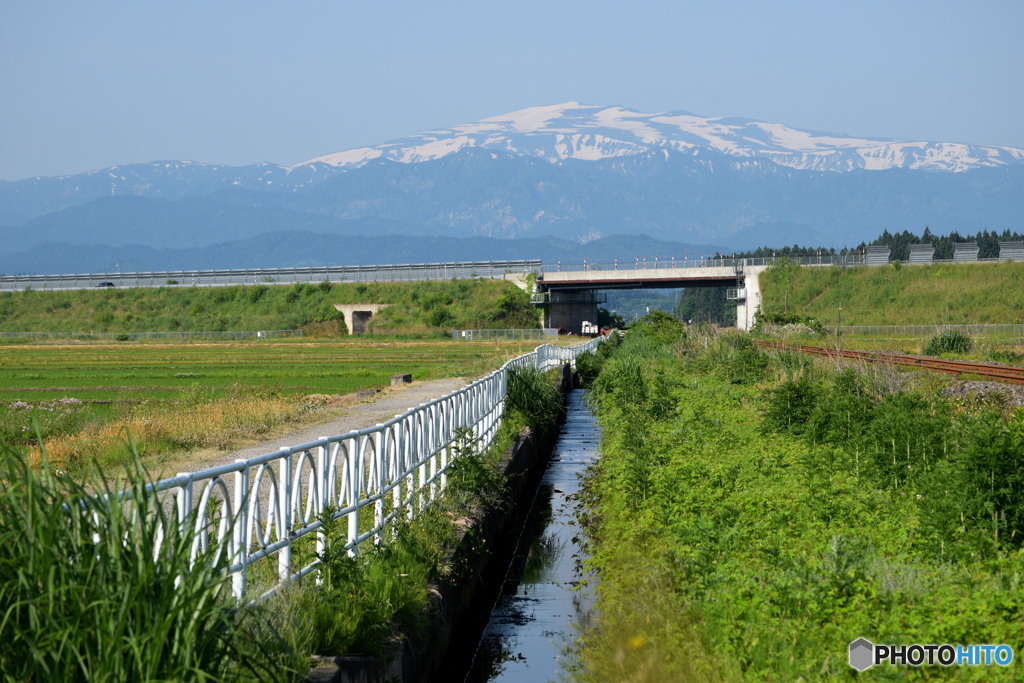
1 103 1021 274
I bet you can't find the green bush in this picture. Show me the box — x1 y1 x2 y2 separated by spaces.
953 413 1024 547
806 369 873 445
574 350 602 386
923 329 973 356
752 311 826 335
762 376 818 434
628 310 689 345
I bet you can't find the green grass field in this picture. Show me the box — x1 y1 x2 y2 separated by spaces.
0 339 523 402
0 338 545 470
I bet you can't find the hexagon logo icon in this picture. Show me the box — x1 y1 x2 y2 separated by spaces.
849 638 874 671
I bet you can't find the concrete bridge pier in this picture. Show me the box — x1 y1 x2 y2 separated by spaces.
735 265 766 331
540 291 605 335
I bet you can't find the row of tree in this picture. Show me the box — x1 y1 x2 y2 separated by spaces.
722 228 1024 262
858 228 1023 261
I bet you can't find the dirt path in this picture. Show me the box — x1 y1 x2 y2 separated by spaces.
159 377 469 478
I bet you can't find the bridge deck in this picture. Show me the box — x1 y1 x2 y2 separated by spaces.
539 266 737 289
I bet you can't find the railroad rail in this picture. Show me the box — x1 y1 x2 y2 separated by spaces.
755 341 1024 385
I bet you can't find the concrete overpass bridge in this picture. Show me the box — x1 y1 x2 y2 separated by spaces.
533 257 767 332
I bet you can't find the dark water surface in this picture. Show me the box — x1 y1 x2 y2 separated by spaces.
466 390 601 682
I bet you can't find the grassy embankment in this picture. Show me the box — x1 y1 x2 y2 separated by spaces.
576 317 1024 680
759 260 1024 328
0 278 538 336
757 259 1024 357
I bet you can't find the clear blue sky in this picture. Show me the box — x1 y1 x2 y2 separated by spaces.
2 0 1021 180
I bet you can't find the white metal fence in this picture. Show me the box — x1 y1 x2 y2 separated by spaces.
452 328 559 340
149 335 608 601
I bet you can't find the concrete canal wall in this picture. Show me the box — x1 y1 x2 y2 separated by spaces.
308 364 575 683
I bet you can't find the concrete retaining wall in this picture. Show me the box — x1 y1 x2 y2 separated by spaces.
332 304 391 334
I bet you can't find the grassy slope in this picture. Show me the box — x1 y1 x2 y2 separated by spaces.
0 279 538 335
759 261 1024 326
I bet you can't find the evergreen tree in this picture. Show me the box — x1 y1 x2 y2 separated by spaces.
675 287 735 326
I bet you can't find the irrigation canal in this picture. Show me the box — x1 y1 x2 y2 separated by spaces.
464 389 601 681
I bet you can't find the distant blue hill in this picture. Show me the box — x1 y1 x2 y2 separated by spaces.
2 150 1020 258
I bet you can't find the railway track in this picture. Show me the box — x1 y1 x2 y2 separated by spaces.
754 340 1024 385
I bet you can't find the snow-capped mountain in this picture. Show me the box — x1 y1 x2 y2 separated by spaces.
1 102 1021 265
298 102 1024 174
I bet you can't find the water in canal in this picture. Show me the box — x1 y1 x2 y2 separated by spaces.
466 390 601 682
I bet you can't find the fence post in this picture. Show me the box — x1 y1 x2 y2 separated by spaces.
347 440 360 558
277 448 293 583
231 462 249 599
315 442 328 586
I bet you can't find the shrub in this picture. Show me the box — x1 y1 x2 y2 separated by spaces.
753 311 826 335
923 329 973 356
806 369 874 445
427 306 455 328
762 376 818 435
952 413 1024 547
574 350 603 386
629 310 688 345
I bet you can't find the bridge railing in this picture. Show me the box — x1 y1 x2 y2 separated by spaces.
545 254 867 271
147 334 608 601
0 259 543 291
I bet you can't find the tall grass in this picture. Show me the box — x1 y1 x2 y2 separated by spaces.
0 441 280 681
506 366 564 435
35 387 320 474
578 320 1024 679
